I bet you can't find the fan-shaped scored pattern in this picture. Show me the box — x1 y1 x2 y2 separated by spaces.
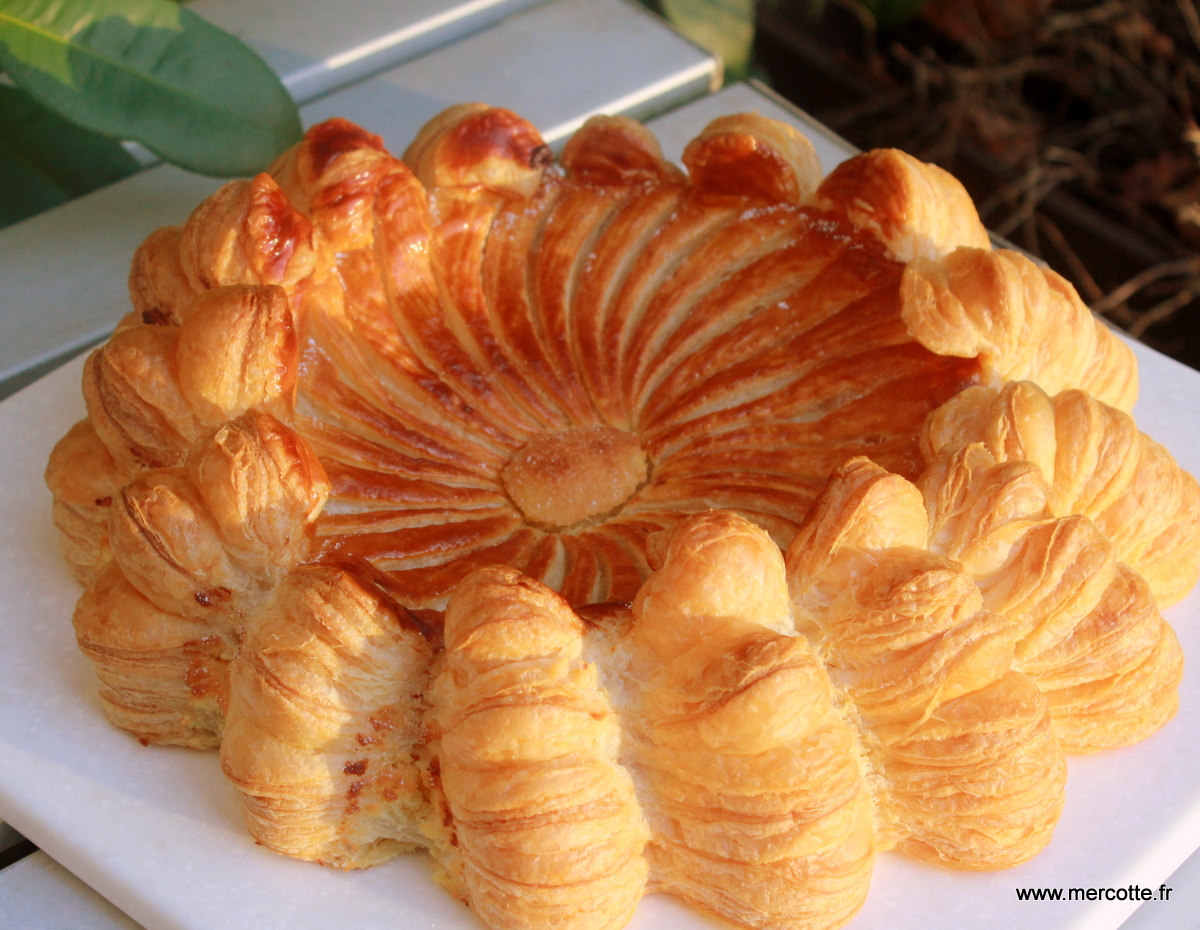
61 106 1141 613
47 105 1166 759
40 102 1198 930
252 109 992 608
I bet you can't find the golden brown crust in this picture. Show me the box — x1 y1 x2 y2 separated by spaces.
787 459 1066 867
44 105 1199 930
900 249 1138 410
229 108 989 608
400 482 1178 927
185 410 328 568
887 669 1063 866
814 148 992 261
82 283 301 476
126 170 316 340
404 104 551 199
83 325 200 472
109 466 254 621
560 115 684 187
178 173 316 299
683 113 823 204
426 566 648 930
128 226 192 327
221 562 433 868
44 419 128 584
922 381 1200 605
629 512 875 930
918 442 1184 752
57 109 1167 618
66 411 330 749
73 561 232 749
103 413 325 625
175 285 298 425
1023 563 1182 751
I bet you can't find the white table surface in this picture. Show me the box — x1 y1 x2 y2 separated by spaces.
0 852 143 930
299 0 717 162
0 0 715 397
192 0 547 104
112 0 551 169
1 75 1198 930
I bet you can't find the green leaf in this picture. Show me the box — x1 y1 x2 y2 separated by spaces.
0 83 141 227
0 138 68 227
0 83 139 189
0 0 179 86
661 0 756 82
0 0 303 177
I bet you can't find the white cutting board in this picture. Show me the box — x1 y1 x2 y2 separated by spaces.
0 339 1198 930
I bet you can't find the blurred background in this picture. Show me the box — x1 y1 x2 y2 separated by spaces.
649 0 1200 372
6 0 1200 374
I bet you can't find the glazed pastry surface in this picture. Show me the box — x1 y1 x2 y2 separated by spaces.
40 104 1199 930
47 106 1175 625
923 380 1200 605
52 106 1131 620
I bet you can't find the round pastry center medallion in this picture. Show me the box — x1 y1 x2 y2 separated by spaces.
502 426 648 529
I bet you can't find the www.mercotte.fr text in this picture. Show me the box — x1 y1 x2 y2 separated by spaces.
1016 885 1172 902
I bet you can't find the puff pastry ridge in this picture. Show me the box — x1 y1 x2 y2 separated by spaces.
40 103 1199 930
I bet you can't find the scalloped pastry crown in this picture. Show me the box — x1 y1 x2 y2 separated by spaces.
42 104 1199 930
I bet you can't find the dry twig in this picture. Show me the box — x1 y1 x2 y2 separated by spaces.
1130 281 1200 335
815 0 1200 353
1091 256 1200 312
1037 213 1108 303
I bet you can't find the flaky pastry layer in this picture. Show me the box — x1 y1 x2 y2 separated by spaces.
41 104 1198 930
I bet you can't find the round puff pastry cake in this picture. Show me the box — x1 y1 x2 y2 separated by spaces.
43 104 1199 930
